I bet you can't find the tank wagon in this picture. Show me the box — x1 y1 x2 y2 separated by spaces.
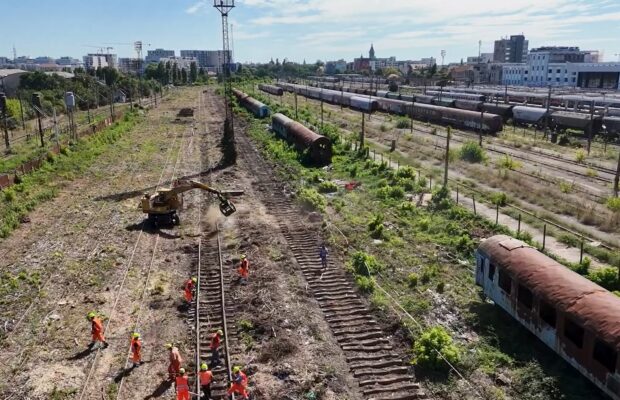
476 235 620 400
551 111 603 133
512 106 549 127
232 88 270 118
258 84 283 96
408 103 503 134
271 113 332 165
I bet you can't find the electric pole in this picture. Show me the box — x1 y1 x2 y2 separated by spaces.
0 92 10 151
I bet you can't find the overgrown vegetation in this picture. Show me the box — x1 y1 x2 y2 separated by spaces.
413 326 461 370
459 141 486 163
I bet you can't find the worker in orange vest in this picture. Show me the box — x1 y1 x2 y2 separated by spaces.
199 362 214 400
166 343 183 381
175 368 191 400
130 332 142 367
237 255 249 284
86 312 108 349
210 330 222 366
227 365 249 399
183 277 197 303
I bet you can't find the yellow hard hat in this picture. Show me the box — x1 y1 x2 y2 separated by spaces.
179 368 186 375
240 255 246 259
233 366 241 373
200 363 208 371
87 312 96 319
216 329 223 336
165 343 173 349
191 277 197 283
132 332 140 339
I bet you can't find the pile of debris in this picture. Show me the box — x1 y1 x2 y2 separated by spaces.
177 108 194 117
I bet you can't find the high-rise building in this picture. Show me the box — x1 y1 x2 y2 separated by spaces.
525 46 599 86
180 50 232 72
83 53 117 70
146 48 175 64
493 35 528 63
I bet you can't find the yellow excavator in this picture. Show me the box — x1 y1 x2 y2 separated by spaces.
140 179 242 226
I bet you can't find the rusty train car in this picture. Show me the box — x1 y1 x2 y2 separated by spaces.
258 83 284 96
271 113 332 165
232 88 270 118
476 235 620 400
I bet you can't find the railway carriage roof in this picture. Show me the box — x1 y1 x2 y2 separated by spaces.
479 235 620 348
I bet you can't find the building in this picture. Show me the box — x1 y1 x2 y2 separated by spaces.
325 59 347 74
0 69 28 96
83 53 117 70
569 62 620 89
146 48 175 64
56 57 81 67
525 47 598 86
180 50 232 72
369 43 376 60
450 63 504 84
493 35 528 63
467 53 493 64
502 64 528 85
118 58 143 74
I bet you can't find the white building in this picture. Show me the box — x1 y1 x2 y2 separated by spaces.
502 64 528 85
160 56 197 71
83 53 117 70
146 49 175 64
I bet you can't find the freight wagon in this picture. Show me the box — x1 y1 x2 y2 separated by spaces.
271 113 332 165
258 84 284 96
232 89 270 118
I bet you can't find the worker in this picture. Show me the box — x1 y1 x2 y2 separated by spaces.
175 368 190 400
130 332 142 367
227 365 249 399
319 244 328 269
210 330 222 366
183 277 197 303
86 312 108 349
237 255 250 284
198 362 214 400
166 343 183 381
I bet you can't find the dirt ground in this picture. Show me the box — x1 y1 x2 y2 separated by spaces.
0 86 360 399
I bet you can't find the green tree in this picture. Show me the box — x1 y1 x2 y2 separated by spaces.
181 68 188 84
189 62 198 83
172 63 179 83
413 326 461 370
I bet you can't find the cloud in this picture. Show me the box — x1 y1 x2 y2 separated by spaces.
186 1 207 14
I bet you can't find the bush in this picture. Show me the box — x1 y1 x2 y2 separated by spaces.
298 188 326 212
491 192 508 206
589 267 619 291
355 276 375 293
317 181 338 193
377 185 405 200
558 181 574 194
396 118 410 129
349 165 358 178
413 326 461 370
380 124 388 132
459 141 486 163
606 197 620 213
575 149 586 163
350 251 383 277
407 273 419 287
397 166 416 179
497 155 521 170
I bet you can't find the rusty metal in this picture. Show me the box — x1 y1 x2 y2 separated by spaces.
271 113 332 165
258 84 283 96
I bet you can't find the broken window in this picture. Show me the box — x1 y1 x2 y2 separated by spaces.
488 262 496 281
498 270 512 294
564 318 584 348
539 301 556 328
518 284 533 310
593 340 617 373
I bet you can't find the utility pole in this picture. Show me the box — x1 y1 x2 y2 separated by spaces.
479 109 484 146
614 149 620 197
444 126 451 186
0 92 10 151
587 100 595 155
65 92 76 142
360 110 365 148
135 41 143 107
294 91 298 119
17 91 25 129
543 86 551 140
32 93 44 147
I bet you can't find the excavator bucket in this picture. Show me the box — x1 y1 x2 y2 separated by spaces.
219 198 236 216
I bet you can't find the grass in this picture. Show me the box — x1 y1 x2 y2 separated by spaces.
237 88 603 399
0 111 140 238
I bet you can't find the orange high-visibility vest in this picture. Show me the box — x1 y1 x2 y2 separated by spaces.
199 370 213 385
175 375 189 392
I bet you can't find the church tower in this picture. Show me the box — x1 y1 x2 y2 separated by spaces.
369 43 376 60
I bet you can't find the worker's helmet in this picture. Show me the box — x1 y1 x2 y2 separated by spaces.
87 312 96 320
179 368 186 375
132 332 140 339
216 329 223 336
191 277 197 283
200 363 208 371
233 366 241 373
241 254 246 259
165 343 173 349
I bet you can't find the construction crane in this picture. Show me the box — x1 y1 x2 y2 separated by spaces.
83 45 114 55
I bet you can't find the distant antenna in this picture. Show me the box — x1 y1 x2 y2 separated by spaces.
478 40 482 58
440 50 446 68
231 24 235 64
12 45 16 62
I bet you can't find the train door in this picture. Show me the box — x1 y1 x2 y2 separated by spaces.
475 251 485 286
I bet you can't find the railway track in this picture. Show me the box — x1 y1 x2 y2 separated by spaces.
236 131 428 400
192 225 237 399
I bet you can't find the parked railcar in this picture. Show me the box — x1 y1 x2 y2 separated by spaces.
512 106 548 126
258 84 284 96
551 111 603 133
414 95 434 104
406 103 503 134
603 116 620 136
454 99 483 112
482 103 514 121
271 113 332 165
375 97 409 115
432 98 456 108
350 96 378 112
232 88 270 118
426 90 486 102
476 235 620 400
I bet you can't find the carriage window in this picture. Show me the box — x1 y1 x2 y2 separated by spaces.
564 318 584 348
593 340 617 373
539 301 556 328
488 263 496 281
518 284 533 310
498 270 512 294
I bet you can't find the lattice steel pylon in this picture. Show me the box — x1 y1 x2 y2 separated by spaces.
214 0 235 127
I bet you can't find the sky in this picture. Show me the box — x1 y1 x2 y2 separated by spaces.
2 0 620 64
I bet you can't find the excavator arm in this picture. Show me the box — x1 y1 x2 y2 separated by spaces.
168 179 239 216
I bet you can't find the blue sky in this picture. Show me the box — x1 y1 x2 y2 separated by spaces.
3 0 620 64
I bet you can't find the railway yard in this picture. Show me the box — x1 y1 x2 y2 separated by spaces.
2 78 620 400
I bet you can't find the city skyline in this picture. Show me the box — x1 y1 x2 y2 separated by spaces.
2 0 620 64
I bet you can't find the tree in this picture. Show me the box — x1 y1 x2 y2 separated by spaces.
428 63 438 77
383 67 401 77
156 61 167 84
189 62 198 83
181 68 188 84
172 63 179 83
101 67 120 86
